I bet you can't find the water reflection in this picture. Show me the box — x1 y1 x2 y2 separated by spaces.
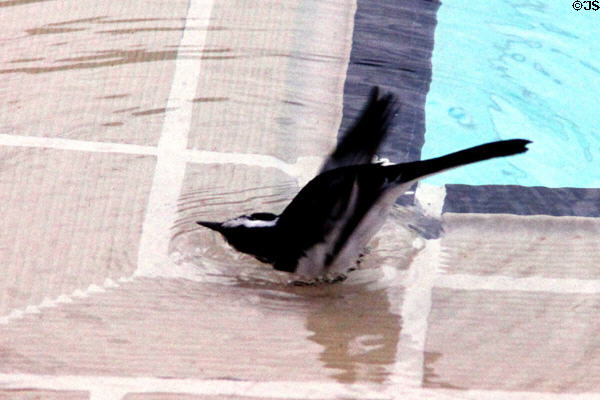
304 284 401 384
171 202 429 384
423 351 464 390
229 274 404 385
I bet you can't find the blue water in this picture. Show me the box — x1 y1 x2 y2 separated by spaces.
423 0 600 188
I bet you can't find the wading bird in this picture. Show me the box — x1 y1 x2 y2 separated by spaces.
198 87 530 281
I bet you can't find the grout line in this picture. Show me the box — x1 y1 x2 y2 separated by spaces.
185 150 323 185
185 149 301 178
0 374 383 400
134 0 215 278
0 373 598 400
0 277 130 325
436 274 600 294
391 183 446 388
0 132 307 175
0 134 157 156
5 269 599 326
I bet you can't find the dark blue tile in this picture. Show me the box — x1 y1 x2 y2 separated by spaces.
444 185 600 217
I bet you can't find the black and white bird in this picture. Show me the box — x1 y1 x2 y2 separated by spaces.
198 87 531 280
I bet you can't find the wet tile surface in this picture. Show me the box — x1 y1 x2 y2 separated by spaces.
0 148 154 315
0 277 405 385
124 395 354 400
0 0 189 145
440 213 600 279
186 0 354 162
425 288 600 392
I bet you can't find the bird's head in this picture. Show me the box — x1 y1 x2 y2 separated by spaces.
197 212 279 263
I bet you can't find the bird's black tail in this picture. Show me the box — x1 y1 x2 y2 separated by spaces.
396 139 531 182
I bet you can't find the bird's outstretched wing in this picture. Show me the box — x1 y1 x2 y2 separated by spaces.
274 139 531 275
319 86 399 173
274 164 383 272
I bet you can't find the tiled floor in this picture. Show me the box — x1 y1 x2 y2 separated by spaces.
425 288 600 392
0 148 154 315
1 0 599 399
0 0 189 146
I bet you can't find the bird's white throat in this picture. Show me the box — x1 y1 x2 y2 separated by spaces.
223 217 279 228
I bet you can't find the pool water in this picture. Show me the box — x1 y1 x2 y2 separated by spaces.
423 0 600 188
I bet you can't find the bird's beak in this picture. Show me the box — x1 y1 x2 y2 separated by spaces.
197 221 223 232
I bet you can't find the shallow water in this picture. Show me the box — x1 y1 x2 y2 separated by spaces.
170 205 427 287
1 0 599 397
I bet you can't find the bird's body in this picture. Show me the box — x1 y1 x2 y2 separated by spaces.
198 87 531 281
